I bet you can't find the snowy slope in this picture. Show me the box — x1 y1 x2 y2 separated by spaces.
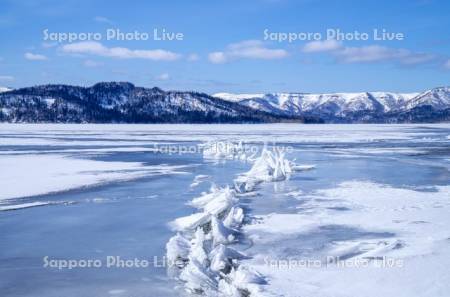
0 83 448 123
0 82 295 123
370 92 419 111
0 87 12 93
214 91 426 116
405 87 450 110
213 92 264 102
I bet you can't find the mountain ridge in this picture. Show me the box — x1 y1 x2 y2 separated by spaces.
0 82 449 123
213 87 450 123
0 82 308 123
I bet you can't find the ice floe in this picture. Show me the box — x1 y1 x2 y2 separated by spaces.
190 186 236 215
179 258 218 294
202 141 256 161
211 216 237 246
190 174 211 188
166 233 191 266
166 146 312 296
169 212 212 232
210 244 246 273
223 206 244 229
234 148 314 193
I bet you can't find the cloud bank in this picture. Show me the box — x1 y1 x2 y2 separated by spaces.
209 40 288 64
24 52 48 60
61 41 181 61
302 40 437 66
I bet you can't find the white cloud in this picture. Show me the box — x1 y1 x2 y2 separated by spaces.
0 75 14 81
94 16 112 24
444 59 450 70
187 53 200 62
42 42 57 48
335 46 435 65
24 52 48 60
208 52 227 64
61 41 181 61
398 52 435 65
83 59 103 67
155 73 170 80
336 45 403 63
302 39 342 53
302 41 436 66
208 40 288 64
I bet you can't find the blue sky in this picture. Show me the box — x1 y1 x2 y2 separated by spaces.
0 0 449 93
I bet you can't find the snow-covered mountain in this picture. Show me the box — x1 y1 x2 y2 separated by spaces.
0 82 304 123
213 88 450 122
370 92 419 112
0 87 12 93
214 91 420 114
0 83 448 123
404 87 450 110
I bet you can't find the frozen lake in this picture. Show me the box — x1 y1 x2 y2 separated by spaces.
0 124 449 297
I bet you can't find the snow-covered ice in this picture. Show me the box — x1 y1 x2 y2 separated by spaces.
0 154 188 201
241 181 450 297
1 123 450 297
3 123 449 144
0 201 52 211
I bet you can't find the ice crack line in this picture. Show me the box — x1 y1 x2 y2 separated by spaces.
166 143 315 297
